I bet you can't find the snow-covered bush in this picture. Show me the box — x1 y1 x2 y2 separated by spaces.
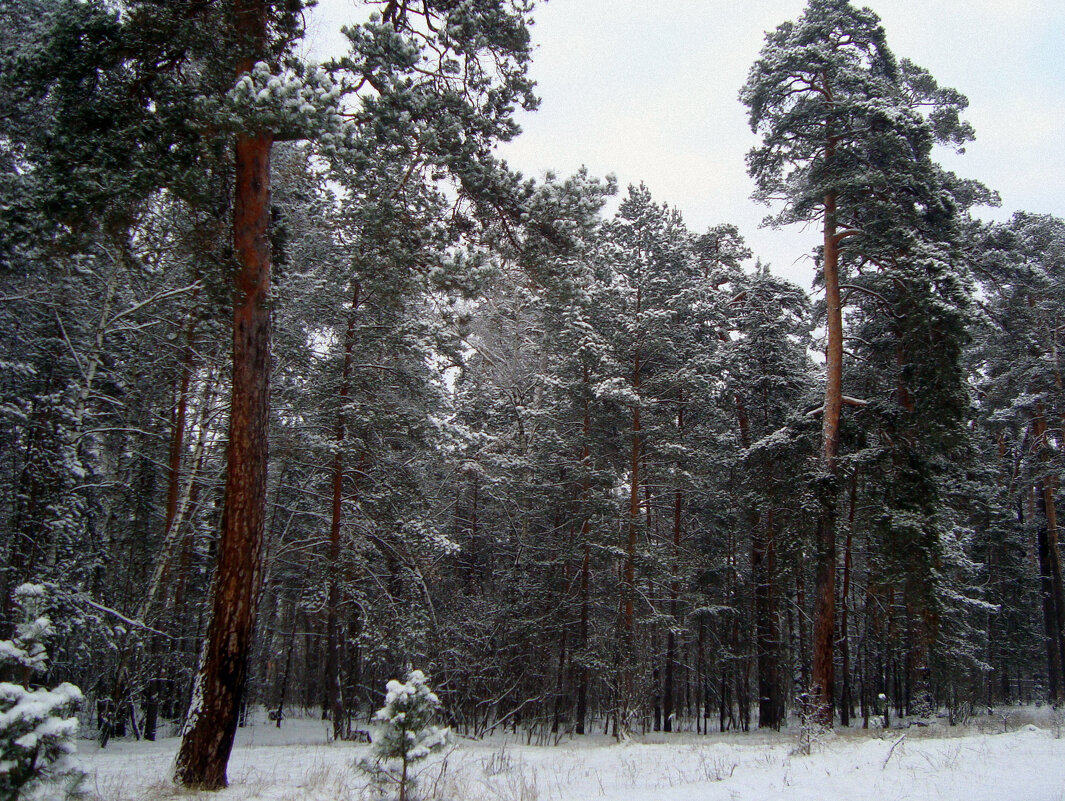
0 584 84 800
793 691 831 756
360 669 449 801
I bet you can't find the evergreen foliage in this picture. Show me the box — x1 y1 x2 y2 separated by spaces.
0 584 83 801
363 670 448 801
0 0 1061 766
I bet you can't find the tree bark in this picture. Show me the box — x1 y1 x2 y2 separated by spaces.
795 555 809 691
812 179 844 727
163 310 199 541
620 298 642 734
1033 409 1065 701
325 283 360 741
174 1 273 779
575 536 591 734
575 377 593 733
754 508 782 729
664 401 684 733
576 368 593 735
1037 483 1064 701
840 472 857 726
663 489 681 733
1045 481 1065 693
72 240 123 433
552 624 568 735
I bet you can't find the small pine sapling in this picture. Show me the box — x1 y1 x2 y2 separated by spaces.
361 670 448 801
0 583 84 800
793 691 832 756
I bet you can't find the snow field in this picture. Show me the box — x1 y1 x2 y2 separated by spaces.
81 716 1065 801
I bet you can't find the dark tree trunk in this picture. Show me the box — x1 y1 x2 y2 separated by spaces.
275 604 297 728
1037 488 1064 701
664 402 684 733
621 328 641 733
325 283 360 740
163 311 199 547
662 492 679 734
812 503 838 729
575 366 593 735
840 473 857 726
1047 482 1065 696
552 624 569 735
1033 408 1065 702
754 509 782 729
576 536 591 735
174 2 273 779
143 634 162 741
795 555 810 693
696 622 705 734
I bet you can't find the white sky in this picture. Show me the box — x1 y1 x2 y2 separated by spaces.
306 0 1065 289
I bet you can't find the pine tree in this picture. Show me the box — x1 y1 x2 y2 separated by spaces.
972 212 1065 701
365 670 448 801
0 584 83 801
590 184 725 734
724 265 814 728
741 0 978 724
173 1 312 785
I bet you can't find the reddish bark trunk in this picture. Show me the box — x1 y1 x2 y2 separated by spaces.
174 4 273 776
822 190 844 468
840 472 857 726
812 180 843 727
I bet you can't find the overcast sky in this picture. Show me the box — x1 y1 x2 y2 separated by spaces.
306 1 1065 289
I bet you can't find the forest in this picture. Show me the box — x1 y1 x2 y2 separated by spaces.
0 0 1063 795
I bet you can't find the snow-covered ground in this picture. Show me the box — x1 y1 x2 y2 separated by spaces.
81 711 1065 801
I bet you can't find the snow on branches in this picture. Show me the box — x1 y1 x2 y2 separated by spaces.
0 584 84 800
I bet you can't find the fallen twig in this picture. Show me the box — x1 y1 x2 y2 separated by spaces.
882 733 907 770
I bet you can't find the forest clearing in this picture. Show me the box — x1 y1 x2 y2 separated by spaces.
83 710 1065 801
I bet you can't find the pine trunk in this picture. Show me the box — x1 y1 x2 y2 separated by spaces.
664 402 684 733
812 182 844 727
325 283 360 740
1030 409 1065 700
663 488 681 733
1046 482 1065 694
1037 485 1064 701
840 472 857 726
553 623 569 735
163 313 198 543
754 508 782 729
621 328 641 734
575 366 593 735
174 3 273 780
575 537 590 734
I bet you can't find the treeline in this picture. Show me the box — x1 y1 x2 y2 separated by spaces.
0 0 1062 786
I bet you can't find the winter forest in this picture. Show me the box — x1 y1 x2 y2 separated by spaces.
1 0 1064 799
